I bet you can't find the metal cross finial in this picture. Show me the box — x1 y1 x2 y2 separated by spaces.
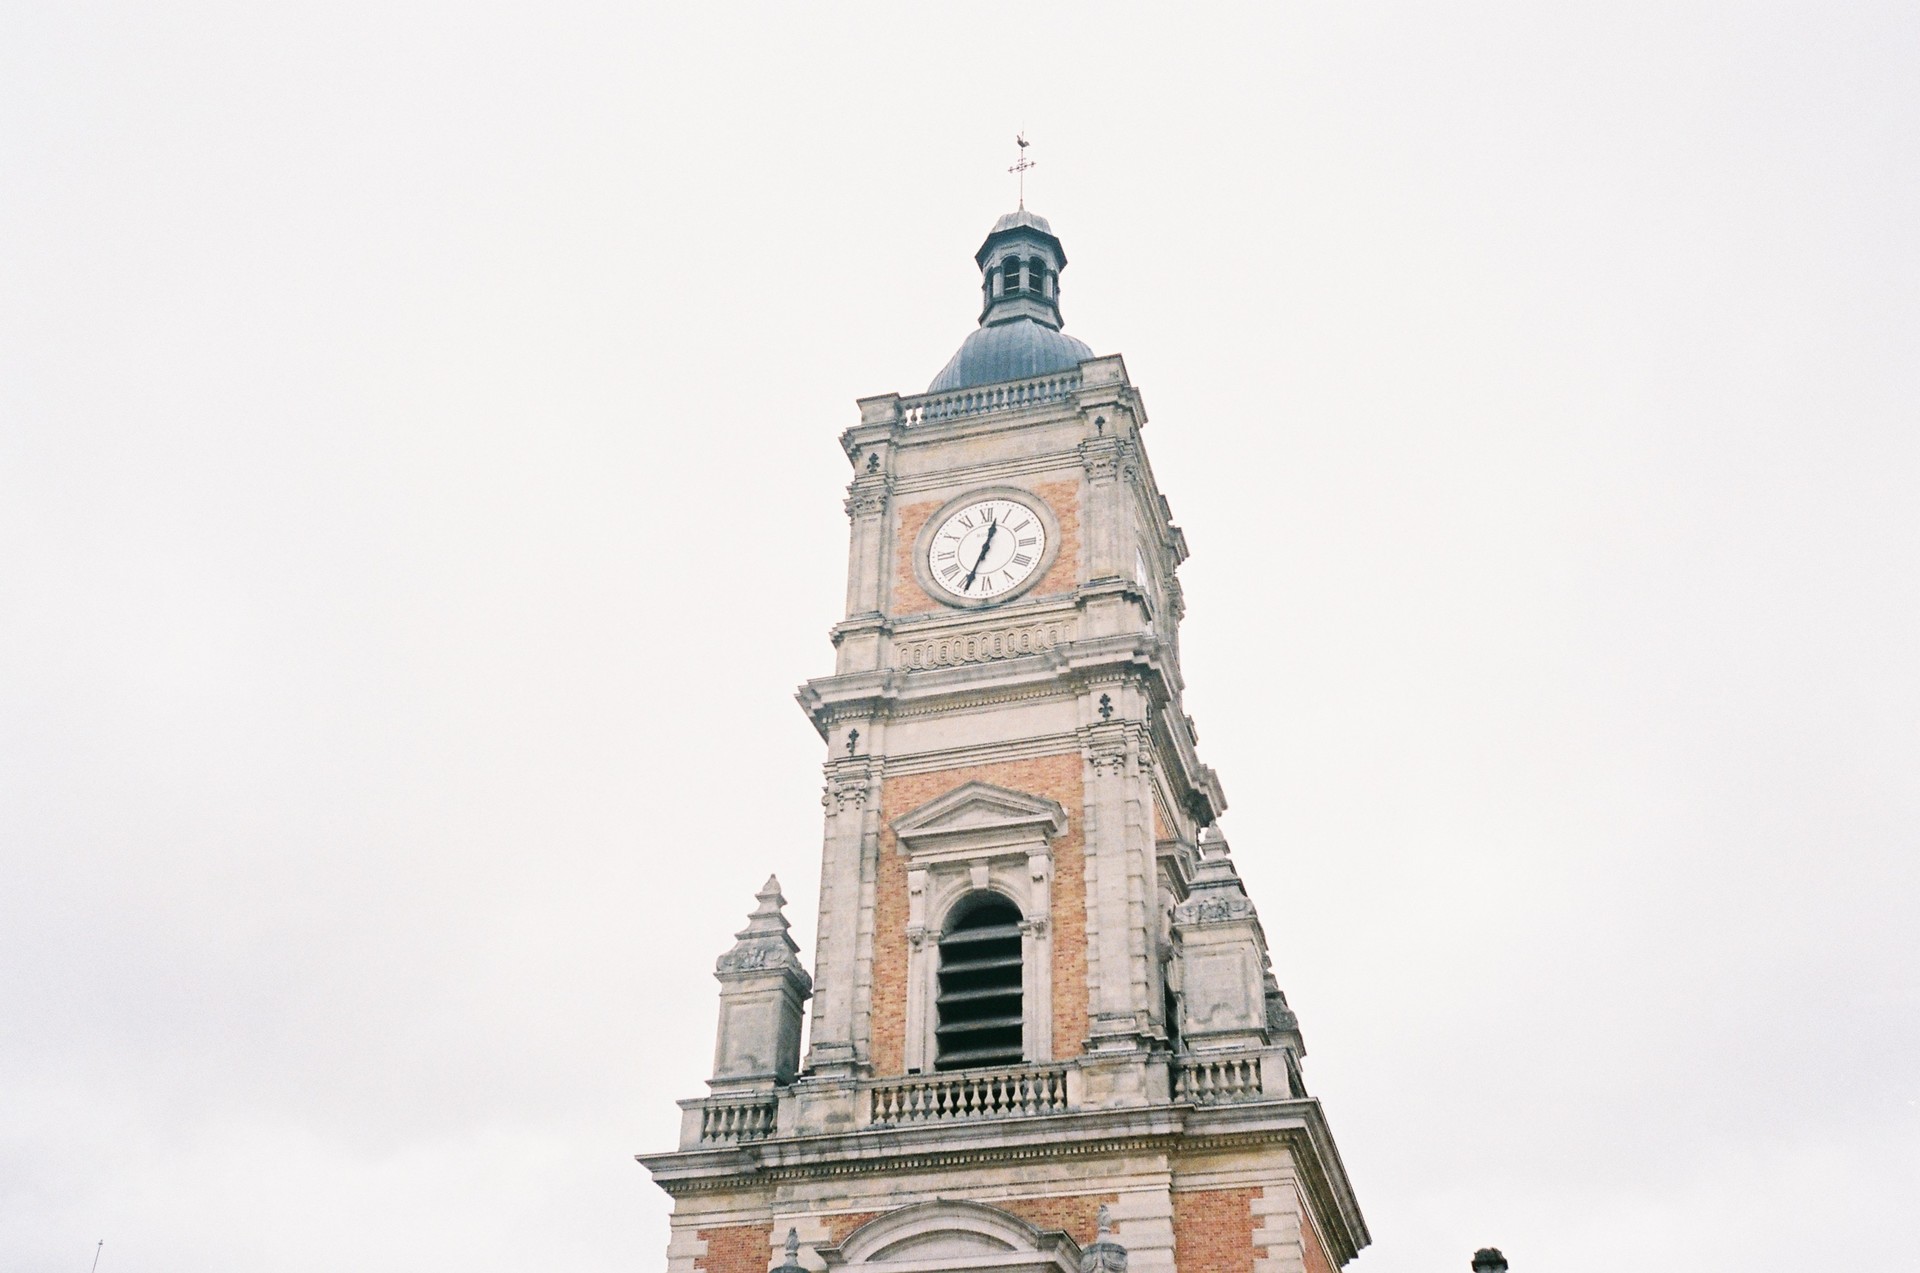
1009 133 1036 209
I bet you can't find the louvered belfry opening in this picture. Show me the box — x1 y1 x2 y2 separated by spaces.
935 893 1025 1070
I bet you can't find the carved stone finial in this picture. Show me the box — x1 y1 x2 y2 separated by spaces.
770 1228 803 1273
1080 1207 1126 1273
716 877 808 980
1174 826 1253 927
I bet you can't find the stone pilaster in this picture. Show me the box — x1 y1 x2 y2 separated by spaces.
836 397 897 675
1106 1186 1174 1273
842 476 891 613
1081 685 1157 1060
1078 433 1129 586
806 755 880 1077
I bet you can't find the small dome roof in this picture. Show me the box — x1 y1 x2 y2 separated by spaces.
927 318 1094 393
989 209 1055 236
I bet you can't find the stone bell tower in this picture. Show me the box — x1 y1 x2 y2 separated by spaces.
639 209 1368 1273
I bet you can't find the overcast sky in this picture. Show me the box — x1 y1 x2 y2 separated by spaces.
3 4 1916 1271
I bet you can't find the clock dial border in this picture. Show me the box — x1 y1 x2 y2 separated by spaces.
910 485 1064 610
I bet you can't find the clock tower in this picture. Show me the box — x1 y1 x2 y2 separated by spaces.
639 209 1369 1273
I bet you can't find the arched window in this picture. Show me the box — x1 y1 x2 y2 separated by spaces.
1004 258 1026 295
1029 257 1049 297
935 893 1024 1069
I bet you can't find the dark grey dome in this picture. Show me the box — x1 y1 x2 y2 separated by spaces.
927 318 1094 393
928 207 1092 393
988 209 1055 237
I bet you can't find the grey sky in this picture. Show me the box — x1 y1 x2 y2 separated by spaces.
3 4 1915 1270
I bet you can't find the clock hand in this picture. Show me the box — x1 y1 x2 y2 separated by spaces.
962 520 999 588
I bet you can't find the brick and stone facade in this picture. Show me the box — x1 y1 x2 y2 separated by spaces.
640 209 1368 1273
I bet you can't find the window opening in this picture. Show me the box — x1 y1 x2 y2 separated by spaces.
935 893 1025 1070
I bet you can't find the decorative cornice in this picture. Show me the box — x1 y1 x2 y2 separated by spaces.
797 642 1221 822
891 449 1089 497
895 616 1074 672
637 1095 1368 1262
877 733 1082 777
886 593 1079 636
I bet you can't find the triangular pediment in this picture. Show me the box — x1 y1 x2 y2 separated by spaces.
891 780 1068 846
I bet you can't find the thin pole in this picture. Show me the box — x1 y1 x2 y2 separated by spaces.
1009 133 1035 209
90 1240 104 1273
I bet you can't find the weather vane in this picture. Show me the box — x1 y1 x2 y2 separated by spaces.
1009 133 1035 209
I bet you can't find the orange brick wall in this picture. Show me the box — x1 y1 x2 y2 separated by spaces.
822 1212 883 1244
998 1192 1119 1246
890 479 1082 617
891 497 942 617
870 753 1089 1075
1172 1188 1262 1273
696 1224 773 1273
819 1194 1116 1253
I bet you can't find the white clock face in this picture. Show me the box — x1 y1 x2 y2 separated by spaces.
926 496 1048 602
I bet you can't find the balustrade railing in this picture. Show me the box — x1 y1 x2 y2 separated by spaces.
699 1099 777 1143
699 1056 1268 1142
869 1064 1070 1126
900 372 1081 426
1174 1055 1264 1104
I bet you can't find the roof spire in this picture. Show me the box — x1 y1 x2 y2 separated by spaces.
1009 133 1035 209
